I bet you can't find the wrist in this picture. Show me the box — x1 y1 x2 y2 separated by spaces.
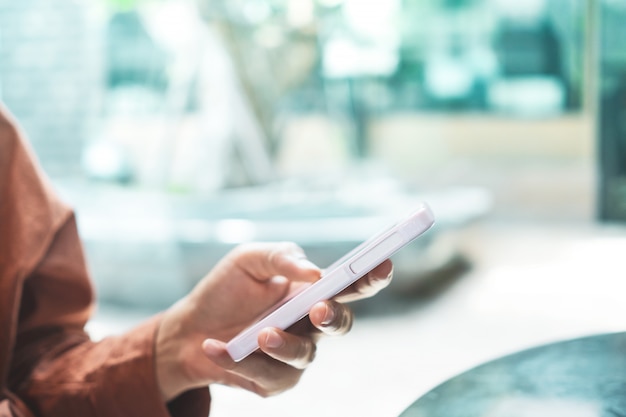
155 298 203 401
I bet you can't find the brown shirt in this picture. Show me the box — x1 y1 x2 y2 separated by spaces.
0 105 211 416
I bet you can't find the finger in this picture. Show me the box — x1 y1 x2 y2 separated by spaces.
258 328 317 369
231 242 321 283
309 300 354 336
333 259 393 303
202 338 303 397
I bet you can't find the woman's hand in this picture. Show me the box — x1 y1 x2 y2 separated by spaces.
156 242 393 400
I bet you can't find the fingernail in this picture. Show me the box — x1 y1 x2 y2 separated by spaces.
265 330 285 349
202 339 221 354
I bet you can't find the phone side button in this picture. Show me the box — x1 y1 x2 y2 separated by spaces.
349 232 403 275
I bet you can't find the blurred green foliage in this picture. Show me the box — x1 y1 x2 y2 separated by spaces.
106 0 142 11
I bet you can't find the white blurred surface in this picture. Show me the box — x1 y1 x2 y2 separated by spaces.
87 220 626 417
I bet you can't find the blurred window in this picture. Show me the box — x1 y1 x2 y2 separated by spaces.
0 0 587 183
598 0 626 221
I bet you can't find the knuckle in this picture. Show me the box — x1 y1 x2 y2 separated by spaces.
341 308 354 333
257 388 272 398
326 303 353 335
230 242 255 258
275 241 304 258
267 242 305 269
309 341 318 363
287 337 317 369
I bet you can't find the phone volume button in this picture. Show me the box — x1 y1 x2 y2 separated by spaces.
348 232 403 275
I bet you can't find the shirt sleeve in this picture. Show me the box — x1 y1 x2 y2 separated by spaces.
0 104 211 417
13 312 211 417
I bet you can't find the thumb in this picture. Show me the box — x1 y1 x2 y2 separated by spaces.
230 242 321 283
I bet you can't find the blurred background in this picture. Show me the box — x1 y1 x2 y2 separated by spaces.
2 0 626 416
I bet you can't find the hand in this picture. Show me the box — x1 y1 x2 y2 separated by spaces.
156 242 393 400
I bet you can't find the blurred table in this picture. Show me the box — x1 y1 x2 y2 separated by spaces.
400 332 626 417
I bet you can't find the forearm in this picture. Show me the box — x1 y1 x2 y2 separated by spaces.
12 316 210 417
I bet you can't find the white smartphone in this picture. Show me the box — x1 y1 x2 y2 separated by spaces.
226 203 435 362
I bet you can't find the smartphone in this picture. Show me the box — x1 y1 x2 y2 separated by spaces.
226 203 435 362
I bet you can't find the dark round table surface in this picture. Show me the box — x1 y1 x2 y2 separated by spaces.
400 332 626 417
